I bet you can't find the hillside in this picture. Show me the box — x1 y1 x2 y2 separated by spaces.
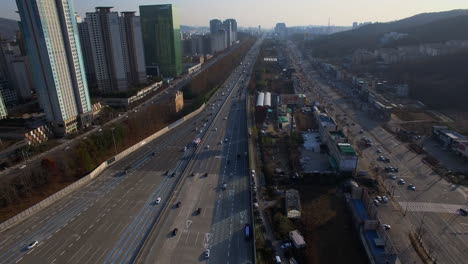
0 18 19 40
382 49 468 111
305 9 468 58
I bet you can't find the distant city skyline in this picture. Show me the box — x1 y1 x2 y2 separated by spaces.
2 0 467 28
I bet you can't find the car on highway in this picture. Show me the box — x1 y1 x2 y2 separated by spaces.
459 208 468 216
155 198 162 204
408 184 416 191
382 224 391 230
244 224 251 240
25 240 38 250
204 249 210 259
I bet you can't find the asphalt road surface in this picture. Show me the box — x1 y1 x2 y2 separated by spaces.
0 39 261 264
134 39 263 264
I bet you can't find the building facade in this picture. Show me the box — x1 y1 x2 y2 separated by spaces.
209 19 222 34
85 7 128 92
224 19 237 46
120 12 147 88
140 4 182 77
80 8 146 93
77 18 97 91
16 0 92 135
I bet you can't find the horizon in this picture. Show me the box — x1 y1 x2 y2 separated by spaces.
1 0 467 28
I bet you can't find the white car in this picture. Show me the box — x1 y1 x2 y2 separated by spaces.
204 249 210 259
26 241 38 250
155 198 161 204
382 224 391 230
206 145 210 149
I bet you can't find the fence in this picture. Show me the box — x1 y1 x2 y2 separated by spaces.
0 103 206 233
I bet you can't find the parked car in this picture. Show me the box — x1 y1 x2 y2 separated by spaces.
398 178 406 185
172 228 178 236
408 184 416 191
280 242 292 249
382 224 391 230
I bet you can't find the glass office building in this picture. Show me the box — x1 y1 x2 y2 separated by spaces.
139 4 182 77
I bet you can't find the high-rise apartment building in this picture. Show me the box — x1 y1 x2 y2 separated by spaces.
85 7 128 92
120 12 146 87
140 4 182 77
79 8 146 93
77 18 96 91
209 19 222 34
275 23 287 39
224 19 237 46
16 0 92 135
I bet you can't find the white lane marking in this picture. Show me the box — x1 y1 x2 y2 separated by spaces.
15 257 23 263
60 250 65 256
26 249 34 255
68 243 73 248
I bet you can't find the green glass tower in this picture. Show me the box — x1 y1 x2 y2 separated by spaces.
139 4 182 77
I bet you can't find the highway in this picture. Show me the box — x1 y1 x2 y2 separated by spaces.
0 42 242 180
0 39 260 264
134 38 263 264
287 40 468 264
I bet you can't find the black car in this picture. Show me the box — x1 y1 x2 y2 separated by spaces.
196 208 202 215
172 228 178 236
175 202 181 208
460 208 468 216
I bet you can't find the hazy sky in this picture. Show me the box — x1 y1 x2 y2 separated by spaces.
2 0 467 28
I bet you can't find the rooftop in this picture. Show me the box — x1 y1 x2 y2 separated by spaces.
337 143 356 155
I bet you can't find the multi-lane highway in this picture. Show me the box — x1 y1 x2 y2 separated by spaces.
0 38 261 264
134 38 262 264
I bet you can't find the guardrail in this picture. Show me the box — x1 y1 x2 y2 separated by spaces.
0 103 206 233
132 50 249 263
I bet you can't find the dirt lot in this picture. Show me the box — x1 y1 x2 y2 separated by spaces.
295 185 367 264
